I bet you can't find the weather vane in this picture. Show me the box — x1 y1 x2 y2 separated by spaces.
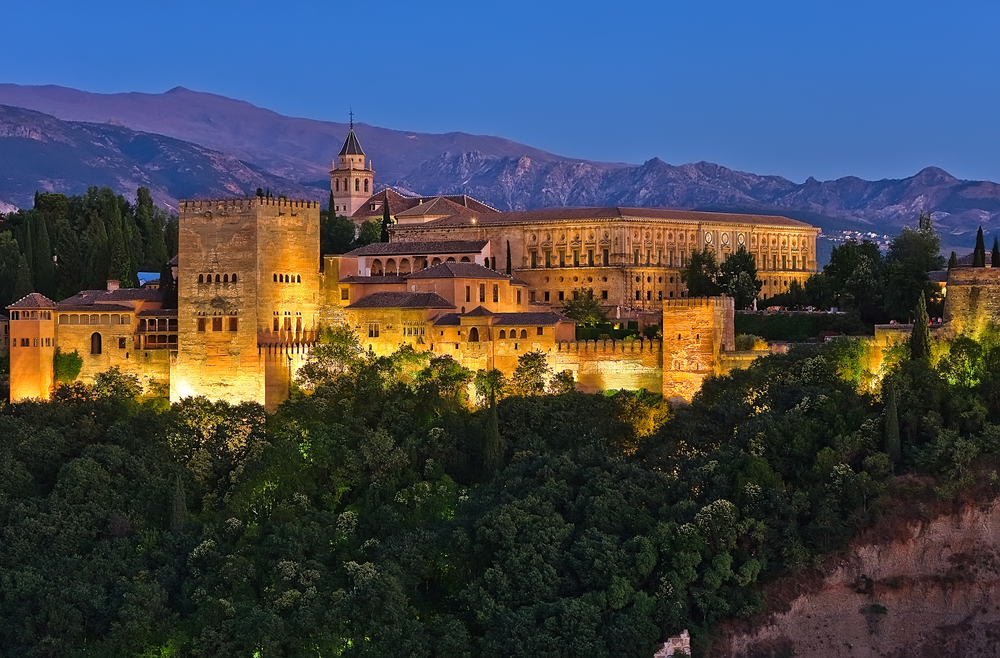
349 109 354 130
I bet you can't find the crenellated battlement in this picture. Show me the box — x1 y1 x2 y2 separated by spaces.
179 198 319 211
555 338 663 353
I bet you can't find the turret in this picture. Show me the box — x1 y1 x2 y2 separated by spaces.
7 292 57 401
330 113 375 216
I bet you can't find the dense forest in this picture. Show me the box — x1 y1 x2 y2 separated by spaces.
3 300 1000 656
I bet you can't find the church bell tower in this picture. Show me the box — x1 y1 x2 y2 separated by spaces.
330 113 374 217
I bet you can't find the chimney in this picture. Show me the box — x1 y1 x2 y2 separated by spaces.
107 280 119 291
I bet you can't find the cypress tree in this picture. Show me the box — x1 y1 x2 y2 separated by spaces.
974 226 986 267
506 240 512 275
18 222 34 272
12 254 34 300
84 213 110 289
170 474 189 532
884 379 900 464
159 260 177 309
380 200 392 243
992 238 999 268
328 190 336 215
32 213 55 298
55 220 84 300
948 251 958 270
910 292 931 361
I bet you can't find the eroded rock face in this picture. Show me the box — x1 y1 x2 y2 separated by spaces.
718 500 1000 657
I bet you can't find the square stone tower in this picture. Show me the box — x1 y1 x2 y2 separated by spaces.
330 117 374 216
173 197 320 406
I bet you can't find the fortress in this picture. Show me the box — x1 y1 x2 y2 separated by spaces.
7 124 821 408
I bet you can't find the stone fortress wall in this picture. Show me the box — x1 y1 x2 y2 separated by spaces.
941 267 1000 337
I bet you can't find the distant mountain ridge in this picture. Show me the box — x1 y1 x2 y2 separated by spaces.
0 83 997 252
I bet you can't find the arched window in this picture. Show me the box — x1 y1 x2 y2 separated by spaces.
215 274 221 283
335 178 339 191
431 257 442 266
469 327 480 342
344 178 348 191
223 274 229 283
296 275 301 283
91 332 102 355
355 178 360 192
520 329 527 339
273 273 278 282
460 256 471 263
364 178 369 192
198 274 204 283
232 274 237 283
499 330 506 339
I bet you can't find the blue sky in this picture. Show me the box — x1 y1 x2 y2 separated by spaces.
2 0 998 183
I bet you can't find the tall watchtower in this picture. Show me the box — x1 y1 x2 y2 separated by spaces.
330 115 374 216
6 293 56 402
173 197 320 408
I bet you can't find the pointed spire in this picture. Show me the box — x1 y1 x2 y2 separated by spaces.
339 110 366 157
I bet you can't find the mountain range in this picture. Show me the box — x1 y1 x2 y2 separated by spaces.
0 83 997 254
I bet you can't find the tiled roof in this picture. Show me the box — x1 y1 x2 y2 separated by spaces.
406 262 511 280
137 308 178 317
463 306 495 317
7 293 57 309
346 292 456 309
432 313 462 326
60 288 162 305
338 275 408 284
350 189 498 219
492 312 574 325
406 207 815 229
344 240 488 257
339 128 365 156
395 197 477 219
57 303 136 313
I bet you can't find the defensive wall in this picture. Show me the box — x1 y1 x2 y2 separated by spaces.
942 267 1000 337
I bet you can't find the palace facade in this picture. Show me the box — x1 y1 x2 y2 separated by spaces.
7 124 820 408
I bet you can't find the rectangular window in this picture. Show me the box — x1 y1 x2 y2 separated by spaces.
212 317 223 332
634 250 640 265
530 251 537 268
341 288 349 301
658 291 663 300
782 255 787 269
479 283 486 303
229 318 238 332
368 323 380 338
545 251 552 267
559 251 565 267
536 326 543 336
529 291 536 303
668 251 673 267
646 290 652 301
602 290 608 300
603 249 609 266
792 255 797 270
544 291 550 302
657 250 662 264
493 284 499 303
118 337 126 349
273 318 279 331
33 338 38 347
646 250 651 264
588 249 594 266
558 291 565 301
198 318 206 332
573 250 579 266
636 291 641 300
773 255 777 270
516 290 522 304
466 286 471 303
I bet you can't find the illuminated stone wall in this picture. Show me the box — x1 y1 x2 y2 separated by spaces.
942 267 1000 337
8 312 55 401
54 316 170 393
174 197 320 407
661 296 735 400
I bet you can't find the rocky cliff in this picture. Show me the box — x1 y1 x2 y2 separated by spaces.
716 485 1000 657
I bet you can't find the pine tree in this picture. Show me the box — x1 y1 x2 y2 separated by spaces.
974 226 986 267
12 254 34 300
910 292 931 361
948 251 959 270
506 240 512 275
884 379 900 464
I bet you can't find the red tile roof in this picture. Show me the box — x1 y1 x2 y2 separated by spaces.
406 262 512 281
346 292 456 309
7 293 57 309
344 240 487 257
350 188 498 220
